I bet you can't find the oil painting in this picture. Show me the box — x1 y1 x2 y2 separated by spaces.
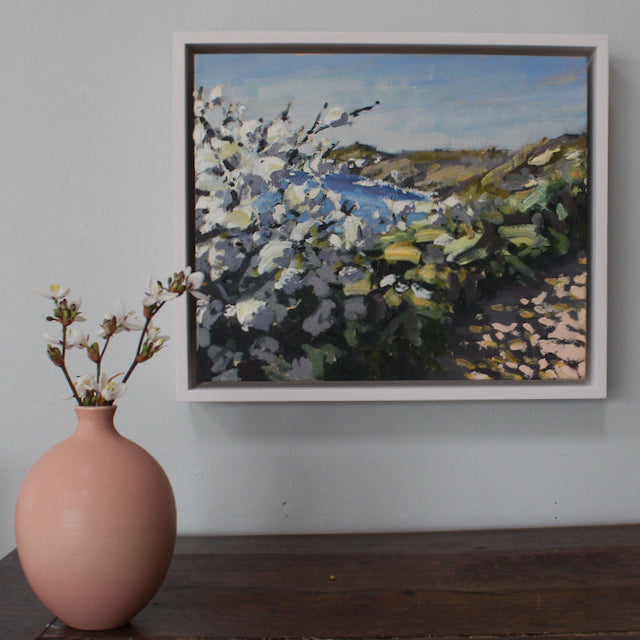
174 33 608 401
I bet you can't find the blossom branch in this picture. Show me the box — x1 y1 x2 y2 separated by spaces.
60 325 83 404
39 269 208 406
122 307 162 384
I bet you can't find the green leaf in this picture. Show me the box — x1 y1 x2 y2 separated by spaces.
549 228 570 255
414 226 445 243
455 245 489 266
302 344 342 377
442 233 482 262
502 252 536 280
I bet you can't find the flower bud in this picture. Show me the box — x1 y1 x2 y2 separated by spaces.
136 351 152 363
168 271 186 294
87 342 101 363
101 316 118 338
47 345 64 367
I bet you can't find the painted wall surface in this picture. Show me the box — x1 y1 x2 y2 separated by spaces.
0 0 635 558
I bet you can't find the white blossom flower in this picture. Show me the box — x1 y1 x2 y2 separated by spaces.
67 298 86 321
384 199 414 218
322 106 349 128
255 156 286 181
208 84 223 104
143 279 180 306
183 267 208 301
266 119 289 144
99 373 126 402
45 327 87 348
147 324 170 352
328 233 343 248
257 241 294 274
98 299 145 337
235 299 267 331
66 327 88 348
68 296 81 307
37 284 70 300
74 374 98 399
114 299 145 331
411 283 433 300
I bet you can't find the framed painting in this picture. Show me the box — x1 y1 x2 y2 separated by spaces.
173 31 608 402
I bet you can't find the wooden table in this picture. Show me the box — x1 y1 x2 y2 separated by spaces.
3 525 640 639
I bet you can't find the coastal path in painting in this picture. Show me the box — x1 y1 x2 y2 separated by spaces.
191 53 589 385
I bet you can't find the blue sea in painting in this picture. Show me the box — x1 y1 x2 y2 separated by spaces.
326 173 431 228
287 171 432 232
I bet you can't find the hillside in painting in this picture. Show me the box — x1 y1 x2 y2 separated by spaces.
332 133 585 196
330 133 589 381
192 87 588 384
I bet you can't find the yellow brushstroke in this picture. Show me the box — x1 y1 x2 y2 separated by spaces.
384 243 422 264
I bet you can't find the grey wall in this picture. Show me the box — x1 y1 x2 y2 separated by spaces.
0 0 636 558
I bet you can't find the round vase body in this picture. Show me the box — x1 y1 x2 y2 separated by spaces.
15 406 176 630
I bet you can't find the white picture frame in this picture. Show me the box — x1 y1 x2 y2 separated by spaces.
173 31 608 402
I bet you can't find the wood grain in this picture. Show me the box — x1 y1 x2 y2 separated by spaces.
2 525 640 639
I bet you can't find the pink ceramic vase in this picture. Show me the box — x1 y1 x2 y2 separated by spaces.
15 405 176 630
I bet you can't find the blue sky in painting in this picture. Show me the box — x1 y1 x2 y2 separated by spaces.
194 53 587 153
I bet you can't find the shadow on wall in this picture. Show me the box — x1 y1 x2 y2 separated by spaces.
187 397 607 443
173 398 608 534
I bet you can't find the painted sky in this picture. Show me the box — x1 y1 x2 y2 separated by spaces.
194 52 587 153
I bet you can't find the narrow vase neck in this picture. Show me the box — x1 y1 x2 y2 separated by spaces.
74 406 118 439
